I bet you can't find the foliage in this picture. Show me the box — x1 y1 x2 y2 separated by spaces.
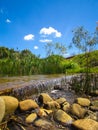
71 26 98 94
45 42 66 56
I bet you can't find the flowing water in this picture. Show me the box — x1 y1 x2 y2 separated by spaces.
0 74 76 103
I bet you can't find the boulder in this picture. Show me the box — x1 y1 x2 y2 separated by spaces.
71 103 87 118
76 97 90 107
25 113 37 123
38 93 53 105
0 97 5 123
53 109 73 125
19 99 39 111
0 96 18 116
72 119 98 130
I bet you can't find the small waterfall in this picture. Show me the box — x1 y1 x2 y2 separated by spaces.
11 76 67 100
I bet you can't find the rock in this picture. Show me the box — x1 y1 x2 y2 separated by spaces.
34 119 54 130
55 97 66 105
53 109 73 125
91 100 98 107
37 108 48 117
38 93 53 105
0 97 5 123
19 99 39 111
72 119 98 130
76 97 90 107
25 113 37 123
44 101 60 110
62 102 70 112
86 110 98 121
90 100 98 111
71 103 87 118
90 90 98 96
90 106 98 111
41 108 53 115
0 96 18 116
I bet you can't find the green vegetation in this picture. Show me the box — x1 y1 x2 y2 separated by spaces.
0 46 98 77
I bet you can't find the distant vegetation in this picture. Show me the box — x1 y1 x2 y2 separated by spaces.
0 46 98 76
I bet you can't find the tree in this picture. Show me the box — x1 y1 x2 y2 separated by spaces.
45 42 66 57
71 26 98 94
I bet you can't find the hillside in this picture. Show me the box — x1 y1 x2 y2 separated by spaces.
67 50 98 73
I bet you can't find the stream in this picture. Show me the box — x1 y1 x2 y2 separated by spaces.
0 74 76 103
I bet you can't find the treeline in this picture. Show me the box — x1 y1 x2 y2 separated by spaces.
0 46 77 76
0 46 98 76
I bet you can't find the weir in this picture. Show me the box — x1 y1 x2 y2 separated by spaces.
0 75 74 100
0 74 98 100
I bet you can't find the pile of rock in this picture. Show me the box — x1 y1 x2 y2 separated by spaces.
0 93 98 130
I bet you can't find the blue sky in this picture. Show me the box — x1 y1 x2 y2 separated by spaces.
0 0 98 57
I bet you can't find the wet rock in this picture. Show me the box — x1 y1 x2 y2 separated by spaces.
72 119 98 130
25 113 37 123
76 97 90 107
71 103 87 118
38 93 53 105
53 109 73 125
62 102 70 112
19 99 39 111
0 96 18 116
34 119 54 130
0 97 5 123
44 101 60 110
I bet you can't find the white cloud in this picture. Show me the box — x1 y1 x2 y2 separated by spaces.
39 39 52 43
24 34 34 41
40 27 62 37
34 46 38 49
6 19 11 23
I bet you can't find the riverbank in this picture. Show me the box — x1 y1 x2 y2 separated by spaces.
0 91 98 130
0 74 98 129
